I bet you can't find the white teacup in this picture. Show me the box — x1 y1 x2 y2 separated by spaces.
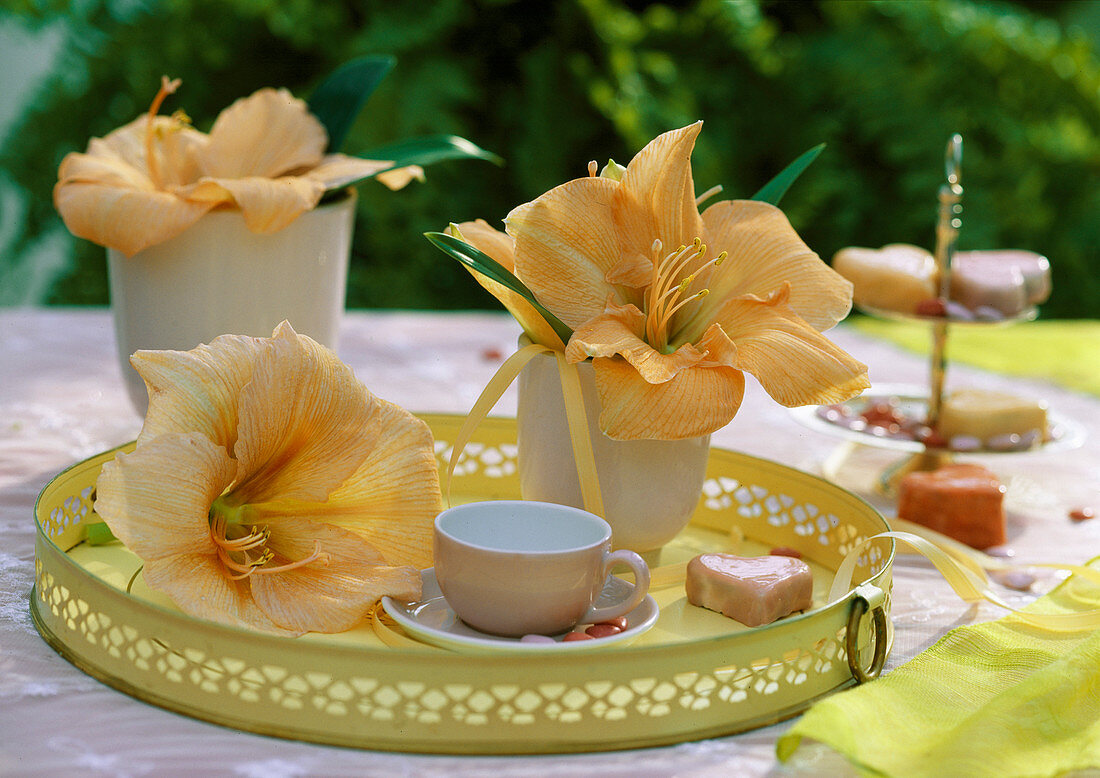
433 500 651 637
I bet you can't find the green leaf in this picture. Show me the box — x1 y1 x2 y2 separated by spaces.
320 135 504 197
86 521 117 545
307 55 395 154
750 143 825 205
361 135 503 169
424 231 573 344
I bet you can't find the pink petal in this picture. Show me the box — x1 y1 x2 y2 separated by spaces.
94 432 236 560
180 175 324 234
53 180 214 257
198 87 326 179
697 199 853 333
450 220 565 349
713 286 870 407
143 552 290 634
305 154 394 190
229 323 380 506
248 516 421 633
615 122 706 266
565 302 706 384
506 176 624 329
374 165 425 190
249 399 441 570
592 356 745 441
132 332 265 450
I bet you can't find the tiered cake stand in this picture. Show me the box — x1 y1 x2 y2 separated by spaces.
792 136 1084 495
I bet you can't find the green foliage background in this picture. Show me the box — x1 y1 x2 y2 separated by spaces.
2 0 1098 317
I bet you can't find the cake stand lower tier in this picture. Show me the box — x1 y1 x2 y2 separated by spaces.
789 384 1086 495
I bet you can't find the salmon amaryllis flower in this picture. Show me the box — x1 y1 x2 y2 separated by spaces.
451 122 870 441
54 77 411 257
94 322 442 634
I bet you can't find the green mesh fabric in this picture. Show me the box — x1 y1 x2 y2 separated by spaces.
777 557 1100 777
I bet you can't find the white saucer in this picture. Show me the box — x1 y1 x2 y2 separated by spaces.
381 568 659 654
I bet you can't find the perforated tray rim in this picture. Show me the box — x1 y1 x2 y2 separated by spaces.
32 413 894 754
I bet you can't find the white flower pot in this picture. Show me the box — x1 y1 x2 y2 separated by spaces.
516 347 711 553
107 192 356 414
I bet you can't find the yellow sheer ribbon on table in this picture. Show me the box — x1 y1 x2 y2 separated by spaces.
829 521 1100 630
780 539 1100 777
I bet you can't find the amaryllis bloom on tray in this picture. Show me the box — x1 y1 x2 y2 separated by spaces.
447 122 869 440
94 322 442 634
54 76 419 257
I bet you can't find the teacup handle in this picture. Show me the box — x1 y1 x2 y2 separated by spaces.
581 549 651 625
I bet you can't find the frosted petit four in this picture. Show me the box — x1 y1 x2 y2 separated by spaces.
949 252 1028 317
685 553 813 627
897 463 1006 549
816 389 1052 452
938 388 1048 447
952 250 1052 313
833 244 1052 319
832 244 938 314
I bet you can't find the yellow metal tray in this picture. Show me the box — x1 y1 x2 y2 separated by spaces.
32 413 894 754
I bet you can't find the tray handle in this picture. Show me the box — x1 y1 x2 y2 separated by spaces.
846 583 888 683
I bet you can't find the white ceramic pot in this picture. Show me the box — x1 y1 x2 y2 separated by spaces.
516 346 711 553
107 192 356 414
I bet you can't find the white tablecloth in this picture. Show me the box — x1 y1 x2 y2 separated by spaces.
2 308 1098 777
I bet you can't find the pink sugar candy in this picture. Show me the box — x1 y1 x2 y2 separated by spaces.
520 634 556 644
562 631 594 642
686 553 813 627
585 624 623 638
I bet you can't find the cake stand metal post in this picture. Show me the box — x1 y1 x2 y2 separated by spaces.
877 135 964 494
927 134 963 429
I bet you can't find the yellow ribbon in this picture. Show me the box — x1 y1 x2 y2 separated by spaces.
553 349 605 518
831 521 1100 631
444 343 605 518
